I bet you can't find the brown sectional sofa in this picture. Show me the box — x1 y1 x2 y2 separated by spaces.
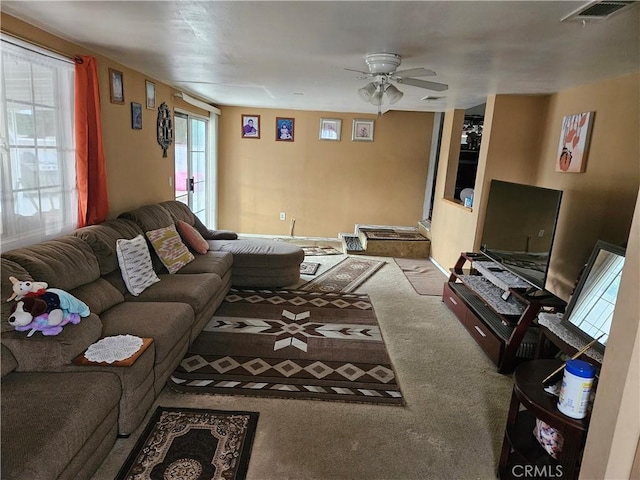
1 201 304 480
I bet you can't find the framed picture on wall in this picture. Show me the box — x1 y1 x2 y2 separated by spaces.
276 117 294 142
131 102 142 129
352 119 374 142
241 114 260 138
319 118 341 141
145 80 156 110
109 68 124 104
556 111 595 173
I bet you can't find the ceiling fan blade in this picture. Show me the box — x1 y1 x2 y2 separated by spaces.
392 68 436 78
395 77 449 92
344 67 371 75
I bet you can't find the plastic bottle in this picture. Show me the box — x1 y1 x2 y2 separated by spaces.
557 359 596 419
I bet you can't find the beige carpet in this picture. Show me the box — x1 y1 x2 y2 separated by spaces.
91 252 513 480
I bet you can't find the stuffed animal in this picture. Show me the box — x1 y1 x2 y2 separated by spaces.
5 276 48 302
7 287 90 336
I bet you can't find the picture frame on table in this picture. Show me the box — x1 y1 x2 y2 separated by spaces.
241 114 260 138
145 80 156 110
109 68 124 104
276 117 294 142
352 119 374 142
131 102 142 130
319 118 342 141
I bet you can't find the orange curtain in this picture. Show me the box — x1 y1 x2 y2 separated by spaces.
75 55 108 226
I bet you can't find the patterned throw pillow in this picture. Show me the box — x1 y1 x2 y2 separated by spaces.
116 235 161 296
146 225 195 274
176 220 209 255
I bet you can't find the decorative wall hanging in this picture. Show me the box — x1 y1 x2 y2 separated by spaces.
276 117 294 142
156 102 173 157
109 68 124 104
242 114 260 138
556 111 595 173
319 118 342 141
131 102 142 129
145 80 156 110
352 119 374 142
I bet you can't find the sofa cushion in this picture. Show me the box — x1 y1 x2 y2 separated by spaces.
99 301 194 367
1 313 102 371
1 370 121 480
146 224 194 274
176 220 209 254
2 236 101 291
118 203 174 232
125 273 222 315
69 278 125 315
208 239 305 267
116 235 161 296
74 219 143 275
1 259 33 333
1 344 17 377
178 251 233 278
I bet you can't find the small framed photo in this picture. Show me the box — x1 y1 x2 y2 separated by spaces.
241 114 260 138
319 118 342 141
145 80 156 110
131 102 142 129
352 119 374 142
109 68 124 104
276 117 294 142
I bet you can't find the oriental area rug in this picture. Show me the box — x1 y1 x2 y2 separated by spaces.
394 257 447 296
364 230 427 241
116 407 258 480
302 245 342 256
298 257 386 293
169 289 404 405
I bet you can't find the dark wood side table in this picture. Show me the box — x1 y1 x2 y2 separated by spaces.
498 360 590 480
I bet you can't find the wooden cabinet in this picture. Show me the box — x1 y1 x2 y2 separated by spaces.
498 360 590 479
442 253 565 373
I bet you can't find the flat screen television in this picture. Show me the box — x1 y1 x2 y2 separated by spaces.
480 180 563 291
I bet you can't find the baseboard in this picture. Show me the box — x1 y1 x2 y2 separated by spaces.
238 233 340 241
429 256 449 277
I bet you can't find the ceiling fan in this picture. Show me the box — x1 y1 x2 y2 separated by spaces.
347 53 448 113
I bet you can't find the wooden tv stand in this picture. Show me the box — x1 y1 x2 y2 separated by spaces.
443 252 565 374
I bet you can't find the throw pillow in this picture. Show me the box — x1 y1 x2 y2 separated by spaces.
176 220 209 255
146 225 195 274
115 235 160 296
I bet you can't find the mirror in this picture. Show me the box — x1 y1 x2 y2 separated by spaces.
561 240 626 353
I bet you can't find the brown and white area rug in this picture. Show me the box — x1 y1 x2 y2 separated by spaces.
364 230 427 241
394 258 447 296
169 289 403 405
299 261 320 275
116 407 258 480
299 257 386 293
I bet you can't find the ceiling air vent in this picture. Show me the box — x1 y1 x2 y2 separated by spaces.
561 1 636 22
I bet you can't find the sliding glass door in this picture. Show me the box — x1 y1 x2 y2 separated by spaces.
174 112 208 224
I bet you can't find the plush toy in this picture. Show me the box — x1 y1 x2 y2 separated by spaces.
7 287 90 336
5 276 48 302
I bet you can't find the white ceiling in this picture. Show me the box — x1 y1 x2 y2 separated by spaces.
2 1 639 114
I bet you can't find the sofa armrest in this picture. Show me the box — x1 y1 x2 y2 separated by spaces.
204 229 238 240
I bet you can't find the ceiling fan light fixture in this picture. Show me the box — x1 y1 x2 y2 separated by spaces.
370 89 384 106
358 82 377 102
385 84 403 104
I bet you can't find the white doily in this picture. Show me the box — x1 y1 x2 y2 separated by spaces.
84 335 144 363
538 312 604 363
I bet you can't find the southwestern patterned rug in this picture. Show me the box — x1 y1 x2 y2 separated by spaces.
394 258 447 296
116 407 258 480
169 289 403 405
299 256 386 293
364 230 427 241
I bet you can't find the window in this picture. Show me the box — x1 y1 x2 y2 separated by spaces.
0 36 76 252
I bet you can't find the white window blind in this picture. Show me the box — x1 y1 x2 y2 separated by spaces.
0 36 77 252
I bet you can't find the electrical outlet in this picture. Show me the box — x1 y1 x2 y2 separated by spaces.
168 176 173 187
279 212 286 221
538 229 545 237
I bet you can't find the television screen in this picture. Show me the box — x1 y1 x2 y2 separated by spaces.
480 180 563 290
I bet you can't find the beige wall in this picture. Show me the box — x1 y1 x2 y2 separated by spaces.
1 14 209 217
218 107 434 237
431 75 639 302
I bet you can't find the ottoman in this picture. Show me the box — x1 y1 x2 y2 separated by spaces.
207 239 304 288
